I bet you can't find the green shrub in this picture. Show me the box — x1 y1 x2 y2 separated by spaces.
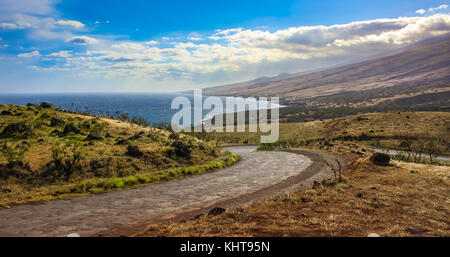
130 116 149 127
147 128 164 141
148 176 160 183
75 182 88 193
135 174 150 184
50 139 84 177
168 169 178 177
1 142 28 168
197 166 206 173
73 181 97 193
255 143 278 152
105 177 125 189
88 188 105 194
95 180 106 188
60 149 239 198
123 176 139 186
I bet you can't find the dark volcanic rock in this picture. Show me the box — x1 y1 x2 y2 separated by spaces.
208 207 226 216
0 110 13 115
105 132 114 138
115 138 128 145
50 117 65 126
0 123 31 138
39 102 53 108
63 123 81 135
369 152 390 166
85 133 103 141
301 197 311 203
127 134 142 141
40 113 50 119
49 129 61 136
312 180 321 189
126 145 143 157
170 141 191 158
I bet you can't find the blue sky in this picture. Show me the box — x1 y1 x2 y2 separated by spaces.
0 0 449 93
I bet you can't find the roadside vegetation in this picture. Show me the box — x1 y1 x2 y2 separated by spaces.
0 104 238 206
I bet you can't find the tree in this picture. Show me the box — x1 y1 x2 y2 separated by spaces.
399 139 413 161
51 143 67 170
424 139 443 164
50 139 84 177
325 158 342 182
119 112 129 121
1 141 28 168
130 116 149 127
411 140 425 163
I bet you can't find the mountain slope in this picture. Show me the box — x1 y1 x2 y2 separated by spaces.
203 34 450 103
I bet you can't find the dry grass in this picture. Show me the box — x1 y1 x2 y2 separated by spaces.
194 112 449 156
203 112 449 142
139 158 450 237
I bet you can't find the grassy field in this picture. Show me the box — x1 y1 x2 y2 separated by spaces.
194 111 449 157
0 104 238 206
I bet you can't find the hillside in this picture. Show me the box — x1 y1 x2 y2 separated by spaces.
0 104 237 206
191 111 450 156
203 34 450 104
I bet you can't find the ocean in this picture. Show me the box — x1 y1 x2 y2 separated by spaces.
0 93 281 126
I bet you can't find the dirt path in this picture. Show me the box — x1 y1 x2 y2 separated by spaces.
0 146 331 237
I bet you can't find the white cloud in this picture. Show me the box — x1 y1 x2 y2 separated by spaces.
208 36 221 40
47 50 72 58
429 4 448 12
416 9 426 15
18 50 41 58
212 14 450 50
187 32 203 41
66 36 99 45
0 0 57 16
8 2 450 88
0 22 24 30
0 1 84 41
330 14 450 46
144 40 158 45
30 13 450 84
55 20 85 29
214 28 243 36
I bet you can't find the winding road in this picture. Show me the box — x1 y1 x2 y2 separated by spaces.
0 146 328 237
